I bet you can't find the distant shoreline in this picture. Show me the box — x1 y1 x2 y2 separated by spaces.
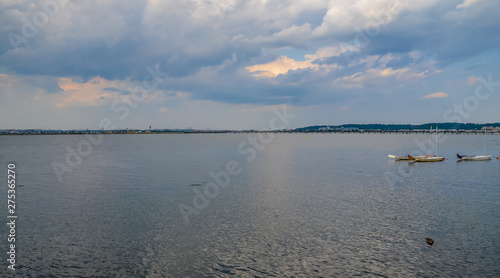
2 122 499 136
1 130 499 136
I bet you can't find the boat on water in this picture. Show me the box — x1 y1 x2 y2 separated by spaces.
408 126 444 162
388 154 411 160
408 154 444 162
456 129 492 161
389 127 441 161
456 154 492 161
389 154 438 160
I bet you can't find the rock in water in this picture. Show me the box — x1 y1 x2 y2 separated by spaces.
426 238 434 246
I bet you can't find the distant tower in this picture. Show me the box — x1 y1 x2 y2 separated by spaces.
149 125 152 131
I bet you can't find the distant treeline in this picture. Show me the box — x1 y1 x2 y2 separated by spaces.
295 122 500 131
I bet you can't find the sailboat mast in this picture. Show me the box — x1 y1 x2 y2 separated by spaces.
436 125 438 155
483 128 486 155
429 126 432 155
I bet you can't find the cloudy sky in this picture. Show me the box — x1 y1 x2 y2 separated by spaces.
1 0 499 130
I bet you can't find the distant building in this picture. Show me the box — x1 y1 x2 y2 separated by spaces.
482 126 500 132
318 127 359 131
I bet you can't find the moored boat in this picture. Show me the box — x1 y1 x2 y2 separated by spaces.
456 129 492 161
457 154 492 161
408 126 445 162
388 154 411 160
408 155 444 162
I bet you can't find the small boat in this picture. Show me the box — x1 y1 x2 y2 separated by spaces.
414 154 436 158
388 154 411 160
408 155 444 162
408 126 445 162
456 129 491 161
457 154 492 161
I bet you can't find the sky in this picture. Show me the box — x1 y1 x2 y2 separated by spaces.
0 0 499 130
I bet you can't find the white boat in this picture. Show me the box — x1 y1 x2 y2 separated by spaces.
456 129 492 161
457 154 492 161
414 154 437 158
388 154 437 161
409 126 444 162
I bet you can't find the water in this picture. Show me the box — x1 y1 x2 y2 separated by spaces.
1 133 499 277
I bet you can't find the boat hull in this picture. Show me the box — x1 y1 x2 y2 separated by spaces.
459 155 492 161
408 155 444 162
414 157 445 162
388 155 411 160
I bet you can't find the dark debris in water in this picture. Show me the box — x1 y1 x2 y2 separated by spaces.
426 238 434 246
190 183 203 186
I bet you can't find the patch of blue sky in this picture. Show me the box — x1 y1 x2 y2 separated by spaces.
275 48 314 61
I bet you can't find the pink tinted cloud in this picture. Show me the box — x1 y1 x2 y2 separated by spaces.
423 91 449 99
